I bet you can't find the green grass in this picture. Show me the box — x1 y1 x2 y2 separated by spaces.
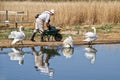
0 24 120 39
98 24 112 33
100 24 112 30
0 33 9 38
74 25 81 30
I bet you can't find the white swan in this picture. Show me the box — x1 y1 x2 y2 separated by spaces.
62 48 74 59
83 27 98 45
8 48 24 65
84 46 97 64
63 36 74 48
8 26 25 45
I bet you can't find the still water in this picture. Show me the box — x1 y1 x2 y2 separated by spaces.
0 44 120 80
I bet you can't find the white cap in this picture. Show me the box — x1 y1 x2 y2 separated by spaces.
50 9 55 14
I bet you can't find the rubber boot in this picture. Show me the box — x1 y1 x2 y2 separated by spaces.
30 32 36 42
40 33 44 42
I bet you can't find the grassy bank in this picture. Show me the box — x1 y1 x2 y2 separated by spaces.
0 24 120 40
0 1 120 27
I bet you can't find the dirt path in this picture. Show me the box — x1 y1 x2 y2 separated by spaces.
0 38 120 48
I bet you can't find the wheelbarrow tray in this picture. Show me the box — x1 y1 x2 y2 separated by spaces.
42 29 62 41
44 29 60 35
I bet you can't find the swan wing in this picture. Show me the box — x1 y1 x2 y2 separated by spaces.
14 32 25 40
9 29 25 39
8 31 17 38
11 32 25 45
85 32 95 38
83 38 93 42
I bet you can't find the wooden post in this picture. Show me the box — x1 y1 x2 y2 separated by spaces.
15 22 18 29
6 10 8 21
15 12 18 28
5 10 9 27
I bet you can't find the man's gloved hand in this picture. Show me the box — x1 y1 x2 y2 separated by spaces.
48 25 51 30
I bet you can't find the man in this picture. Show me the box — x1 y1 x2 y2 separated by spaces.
30 9 55 42
31 46 54 77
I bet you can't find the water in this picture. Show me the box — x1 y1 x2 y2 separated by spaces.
0 44 120 80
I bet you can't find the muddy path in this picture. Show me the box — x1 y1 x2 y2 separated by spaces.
0 39 120 48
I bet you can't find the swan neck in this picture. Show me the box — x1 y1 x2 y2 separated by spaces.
93 28 96 34
19 27 22 32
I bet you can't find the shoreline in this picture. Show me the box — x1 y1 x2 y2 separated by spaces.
0 39 120 48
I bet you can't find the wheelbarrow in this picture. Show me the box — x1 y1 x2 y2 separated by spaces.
42 26 62 41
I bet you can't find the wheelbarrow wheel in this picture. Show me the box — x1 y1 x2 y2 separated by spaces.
54 33 62 41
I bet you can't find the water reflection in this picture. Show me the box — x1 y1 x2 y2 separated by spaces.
1 44 120 80
8 48 24 65
84 45 97 64
31 46 60 77
0 48 3 51
62 48 74 59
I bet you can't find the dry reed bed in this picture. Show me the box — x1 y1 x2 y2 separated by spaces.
0 1 120 27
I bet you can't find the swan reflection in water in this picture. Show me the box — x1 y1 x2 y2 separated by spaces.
62 47 74 59
31 46 60 77
8 48 24 65
84 45 97 64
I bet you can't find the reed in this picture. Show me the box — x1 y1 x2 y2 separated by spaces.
0 1 120 27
